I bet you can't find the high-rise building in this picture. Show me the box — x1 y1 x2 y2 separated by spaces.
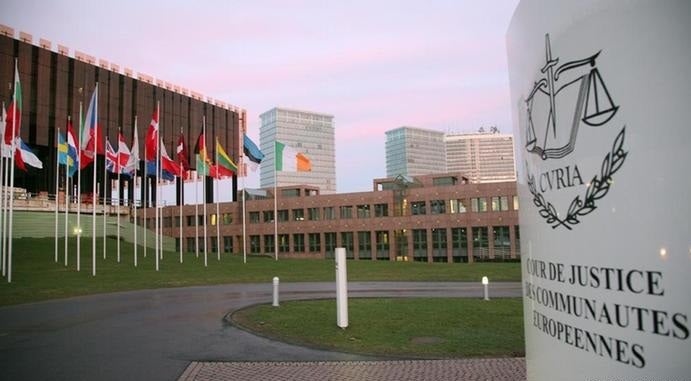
385 127 446 178
445 131 516 183
259 107 336 193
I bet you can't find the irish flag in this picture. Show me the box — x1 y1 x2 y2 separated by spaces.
275 141 311 172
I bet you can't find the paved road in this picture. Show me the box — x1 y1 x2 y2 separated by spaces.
0 281 522 381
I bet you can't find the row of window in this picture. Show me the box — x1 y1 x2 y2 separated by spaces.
180 226 520 262
148 196 517 228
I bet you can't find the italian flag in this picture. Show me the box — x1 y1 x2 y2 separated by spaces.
275 140 311 172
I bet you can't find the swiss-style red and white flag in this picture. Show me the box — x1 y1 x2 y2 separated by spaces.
144 105 159 161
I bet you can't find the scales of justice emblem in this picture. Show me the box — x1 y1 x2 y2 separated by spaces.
524 34 628 230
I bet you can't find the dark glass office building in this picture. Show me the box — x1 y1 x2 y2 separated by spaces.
0 27 243 205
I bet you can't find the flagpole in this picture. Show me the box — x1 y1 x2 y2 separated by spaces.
203 116 207 267
55 126 60 263
273 163 278 261
215 139 220 261
133 116 138 267
92 82 98 277
77 102 82 272
7 58 19 283
1 102 7 277
179 132 183 264
195 170 199 259
103 137 108 260
143 139 147 259
242 173 246 264
64 158 69 267
155 102 160 271
1 152 7 277
117 131 121 263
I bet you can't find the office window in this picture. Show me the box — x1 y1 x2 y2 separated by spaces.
341 232 354 257
293 209 305 221
376 230 390 259
432 228 447 262
472 227 489 260
293 233 305 252
374 203 388 217
340 206 353 219
358 231 372 259
411 201 426 215
222 213 233 224
186 237 195 253
471 198 487 212
500 196 509 211
263 210 274 223
308 207 320 221
264 235 274 254
223 236 233 253
513 196 520 211
491 197 500 212
449 199 467 214
250 235 261 254
356 204 370 218
186 215 195 226
210 237 218 253
210 214 217 226
277 209 289 222
412 229 427 261
324 232 337 258
308 233 321 252
430 200 446 214
278 234 290 252
451 227 468 262
249 211 260 223
323 207 335 220
493 226 511 259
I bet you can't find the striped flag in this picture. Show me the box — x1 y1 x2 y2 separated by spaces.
275 140 311 172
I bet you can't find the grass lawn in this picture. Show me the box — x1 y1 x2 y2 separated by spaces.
232 298 525 358
0 237 520 306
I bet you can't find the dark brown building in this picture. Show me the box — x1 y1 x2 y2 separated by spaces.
0 27 244 205
158 173 520 262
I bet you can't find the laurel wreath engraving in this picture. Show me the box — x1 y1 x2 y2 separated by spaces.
527 126 628 230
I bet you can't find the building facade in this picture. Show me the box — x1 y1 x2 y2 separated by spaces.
0 27 244 205
259 107 336 193
385 127 446 178
158 173 520 262
445 131 516 183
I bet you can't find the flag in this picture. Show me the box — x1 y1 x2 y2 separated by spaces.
243 134 264 164
117 130 131 174
65 119 79 176
124 122 139 175
275 140 311 171
160 139 186 179
144 106 159 161
213 138 237 178
79 86 103 169
146 161 175 181
1 121 26 171
194 131 211 176
4 61 22 146
176 133 190 170
105 139 119 173
17 139 43 169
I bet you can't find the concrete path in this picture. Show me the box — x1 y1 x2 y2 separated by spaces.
0 282 522 380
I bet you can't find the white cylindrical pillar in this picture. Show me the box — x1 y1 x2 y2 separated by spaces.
335 247 348 329
272 276 279 307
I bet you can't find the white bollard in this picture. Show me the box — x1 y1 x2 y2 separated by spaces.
335 247 348 329
272 276 280 307
482 276 489 301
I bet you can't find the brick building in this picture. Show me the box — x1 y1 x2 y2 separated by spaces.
159 173 520 262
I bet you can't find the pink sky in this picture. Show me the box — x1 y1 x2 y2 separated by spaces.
1 0 519 192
